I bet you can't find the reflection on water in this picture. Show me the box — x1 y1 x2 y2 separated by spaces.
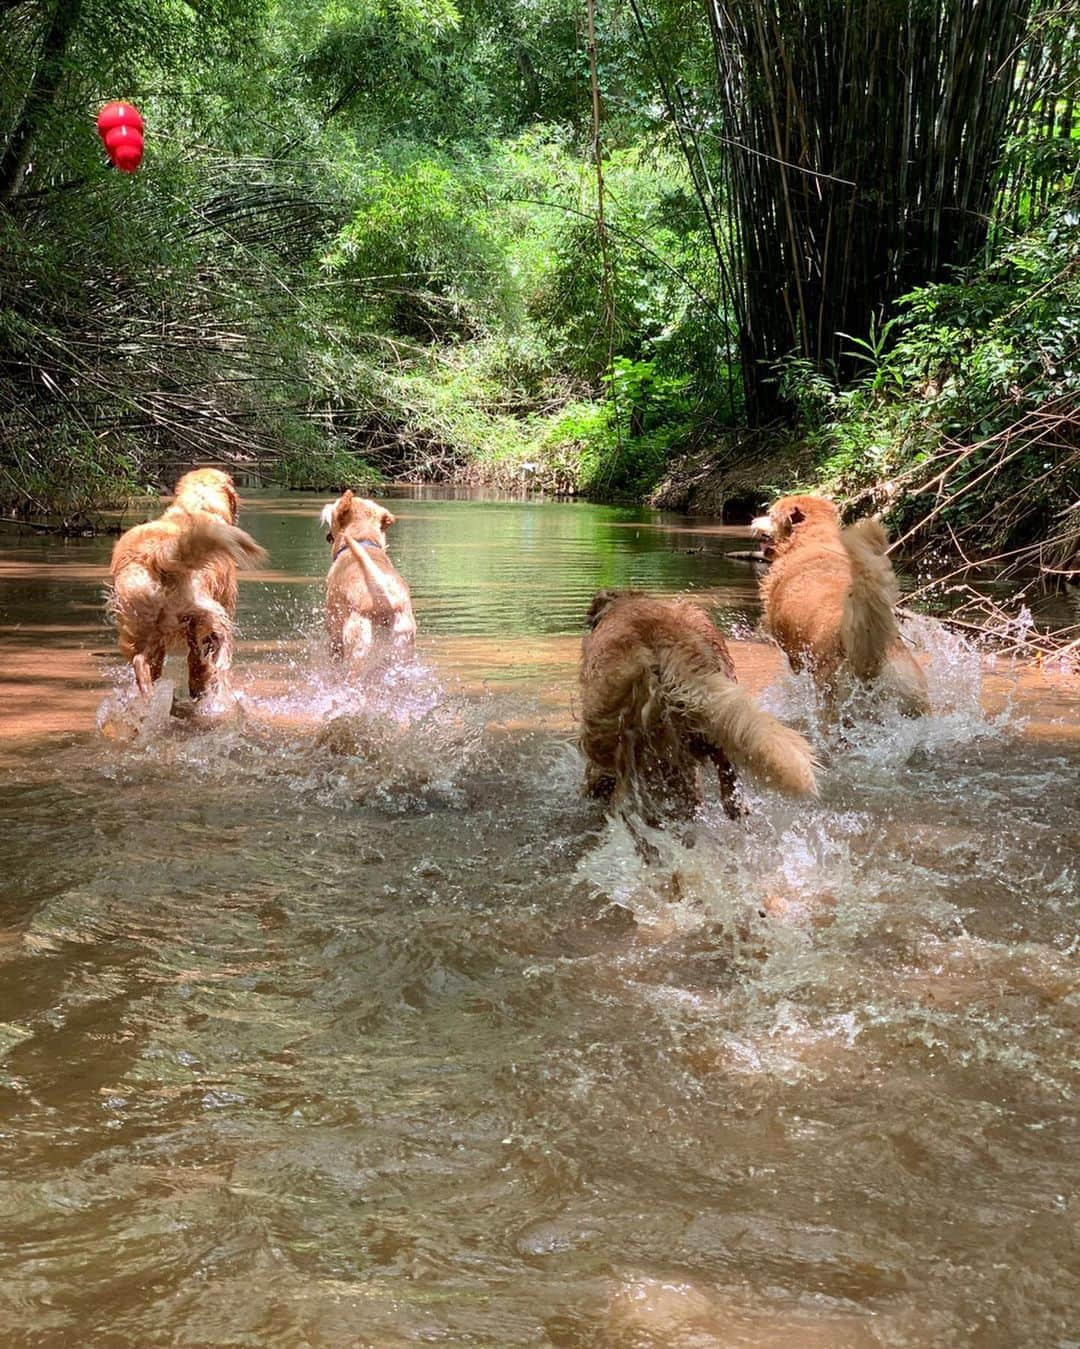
0 489 1077 1347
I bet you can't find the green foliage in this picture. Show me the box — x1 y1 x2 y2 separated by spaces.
0 0 1076 566
272 440 380 493
704 0 1078 420
531 150 705 379
4 424 144 525
895 213 1080 414
322 153 517 339
778 207 1080 551
533 355 696 498
277 0 585 141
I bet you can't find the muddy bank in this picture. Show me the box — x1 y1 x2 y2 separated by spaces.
646 432 806 521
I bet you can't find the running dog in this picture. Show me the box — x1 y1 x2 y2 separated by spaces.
751 494 930 716
320 490 416 665
108 468 266 699
580 590 818 819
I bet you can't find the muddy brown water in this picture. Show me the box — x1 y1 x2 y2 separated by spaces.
0 489 1077 1348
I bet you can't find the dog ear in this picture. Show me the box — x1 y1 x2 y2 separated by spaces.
775 501 806 532
320 491 352 537
224 478 239 524
586 590 620 629
326 489 354 534
380 509 396 531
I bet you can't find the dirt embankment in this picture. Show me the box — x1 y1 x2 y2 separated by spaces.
412 429 814 514
647 432 814 521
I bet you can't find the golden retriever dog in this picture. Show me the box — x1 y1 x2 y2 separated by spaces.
580 590 818 819
320 490 416 665
108 468 266 699
751 494 930 716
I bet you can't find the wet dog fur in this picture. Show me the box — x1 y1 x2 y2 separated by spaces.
751 495 930 717
108 468 266 699
579 590 817 820
320 490 416 666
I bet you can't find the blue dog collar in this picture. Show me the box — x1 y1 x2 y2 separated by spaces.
333 537 382 563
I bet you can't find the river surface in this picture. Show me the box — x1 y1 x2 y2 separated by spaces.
0 489 1077 1348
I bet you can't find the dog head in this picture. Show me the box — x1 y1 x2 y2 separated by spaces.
586 590 620 629
320 489 396 551
751 495 838 556
585 589 651 629
173 468 239 523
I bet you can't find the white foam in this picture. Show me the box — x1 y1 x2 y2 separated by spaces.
757 613 1016 772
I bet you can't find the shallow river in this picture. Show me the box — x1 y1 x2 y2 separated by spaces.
0 490 1077 1348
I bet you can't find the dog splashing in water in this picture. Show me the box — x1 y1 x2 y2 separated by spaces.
579 589 818 822
752 494 930 719
108 468 265 701
320 490 416 669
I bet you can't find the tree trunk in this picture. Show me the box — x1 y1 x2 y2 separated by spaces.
516 47 541 120
0 0 84 206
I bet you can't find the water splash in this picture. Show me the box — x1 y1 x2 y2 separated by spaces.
757 612 1016 773
6 492 1079 1347
95 677 177 745
93 636 491 813
569 613 1074 1106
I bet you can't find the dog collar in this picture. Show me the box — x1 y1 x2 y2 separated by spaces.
333 537 382 563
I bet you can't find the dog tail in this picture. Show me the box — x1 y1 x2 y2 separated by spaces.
839 517 901 680
159 512 267 576
663 654 818 797
840 518 930 714
344 537 397 612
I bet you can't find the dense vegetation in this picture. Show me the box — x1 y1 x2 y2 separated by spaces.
1 0 1077 592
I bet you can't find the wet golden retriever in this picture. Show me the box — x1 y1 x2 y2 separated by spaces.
320 490 416 665
108 468 266 699
751 494 929 716
580 590 817 819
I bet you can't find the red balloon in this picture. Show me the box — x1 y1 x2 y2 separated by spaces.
96 102 145 172
97 101 144 138
105 125 144 173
